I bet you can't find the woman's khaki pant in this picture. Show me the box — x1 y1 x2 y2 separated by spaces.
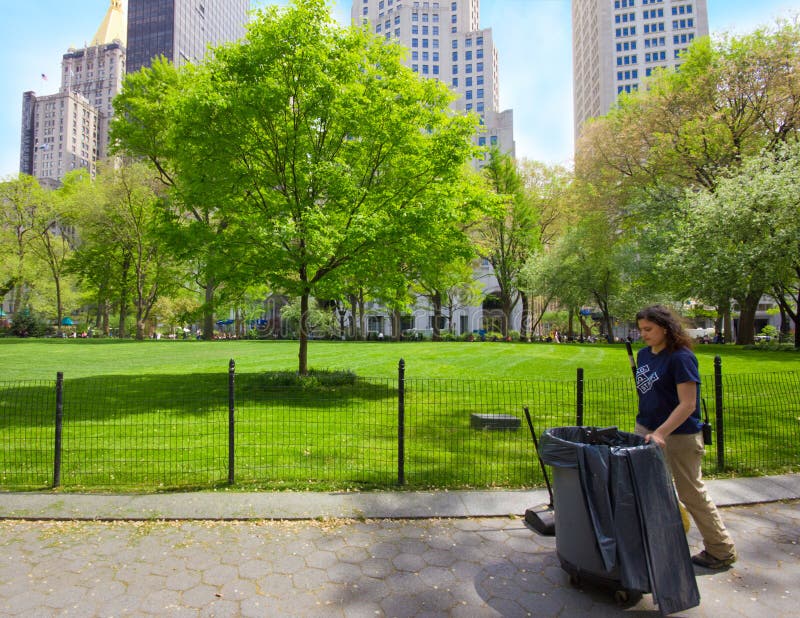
636 424 735 559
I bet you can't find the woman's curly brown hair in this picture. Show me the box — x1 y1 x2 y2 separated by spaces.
635 305 694 352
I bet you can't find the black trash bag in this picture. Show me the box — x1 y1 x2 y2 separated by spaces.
625 445 701 615
539 426 700 615
540 426 646 573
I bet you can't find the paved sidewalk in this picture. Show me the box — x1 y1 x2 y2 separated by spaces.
2 473 799 521
0 474 797 617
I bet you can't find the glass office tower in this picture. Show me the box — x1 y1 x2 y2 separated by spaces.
126 0 249 73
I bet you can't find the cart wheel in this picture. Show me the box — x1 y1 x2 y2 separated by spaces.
614 589 630 604
568 574 580 587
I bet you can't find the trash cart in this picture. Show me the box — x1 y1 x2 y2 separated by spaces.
538 426 700 616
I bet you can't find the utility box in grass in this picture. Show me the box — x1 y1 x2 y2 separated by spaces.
470 413 521 430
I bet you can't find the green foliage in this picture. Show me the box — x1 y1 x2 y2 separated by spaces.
112 0 477 373
279 298 338 339
9 308 52 338
760 325 779 338
256 368 358 389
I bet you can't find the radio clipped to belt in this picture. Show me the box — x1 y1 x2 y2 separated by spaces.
701 399 713 446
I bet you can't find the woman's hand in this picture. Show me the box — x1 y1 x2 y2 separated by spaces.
644 432 667 449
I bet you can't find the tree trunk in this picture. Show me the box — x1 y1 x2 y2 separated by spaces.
500 290 514 337
734 291 762 345
392 308 402 342
298 291 309 375
203 279 215 341
432 291 443 341
348 294 357 339
55 277 63 337
136 315 146 340
357 294 365 340
520 294 530 341
594 293 614 343
118 255 131 338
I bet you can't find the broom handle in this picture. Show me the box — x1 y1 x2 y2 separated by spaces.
523 406 554 505
625 340 637 381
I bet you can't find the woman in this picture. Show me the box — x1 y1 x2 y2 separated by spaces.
635 305 736 569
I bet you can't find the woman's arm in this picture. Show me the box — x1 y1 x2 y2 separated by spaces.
644 381 697 449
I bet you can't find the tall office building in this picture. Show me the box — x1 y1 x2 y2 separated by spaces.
19 0 127 185
126 0 250 74
572 0 709 141
351 0 515 162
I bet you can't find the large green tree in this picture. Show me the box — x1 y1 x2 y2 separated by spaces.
0 175 46 314
475 151 540 336
118 0 476 372
575 22 800 335
666 145 800 345
111 58 244 339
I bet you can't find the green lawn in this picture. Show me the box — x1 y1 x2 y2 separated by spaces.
2 338 797 381
1 339 797 492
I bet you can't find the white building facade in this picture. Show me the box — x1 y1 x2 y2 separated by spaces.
572 0 709 141
348 0 520 337
19 0 127 184
352 0 515 161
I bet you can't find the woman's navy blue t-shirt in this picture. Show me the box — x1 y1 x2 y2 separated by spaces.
635 346 702 434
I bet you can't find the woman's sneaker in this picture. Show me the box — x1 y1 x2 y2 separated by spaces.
691 550 737 569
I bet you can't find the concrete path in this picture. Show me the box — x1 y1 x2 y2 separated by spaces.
0 474 797 617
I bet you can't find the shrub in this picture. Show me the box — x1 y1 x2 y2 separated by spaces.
258 368 358 388
10 309 52 338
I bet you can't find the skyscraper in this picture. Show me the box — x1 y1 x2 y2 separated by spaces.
19 0 127 184
126 0 250 74
572 0 709 141
351 0 515 162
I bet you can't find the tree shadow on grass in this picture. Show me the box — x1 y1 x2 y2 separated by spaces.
0 371 398 428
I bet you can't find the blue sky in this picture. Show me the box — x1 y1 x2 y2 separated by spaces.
1 0 798 179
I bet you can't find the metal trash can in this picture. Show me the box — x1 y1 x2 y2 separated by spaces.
539 426 700 614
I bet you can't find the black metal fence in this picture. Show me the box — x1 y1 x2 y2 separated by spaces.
1 358 798 491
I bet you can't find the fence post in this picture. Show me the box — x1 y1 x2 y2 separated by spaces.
576 367 584 426
53 372 63 488
398 358 405 486
228 359 235 485
714 355 725 471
